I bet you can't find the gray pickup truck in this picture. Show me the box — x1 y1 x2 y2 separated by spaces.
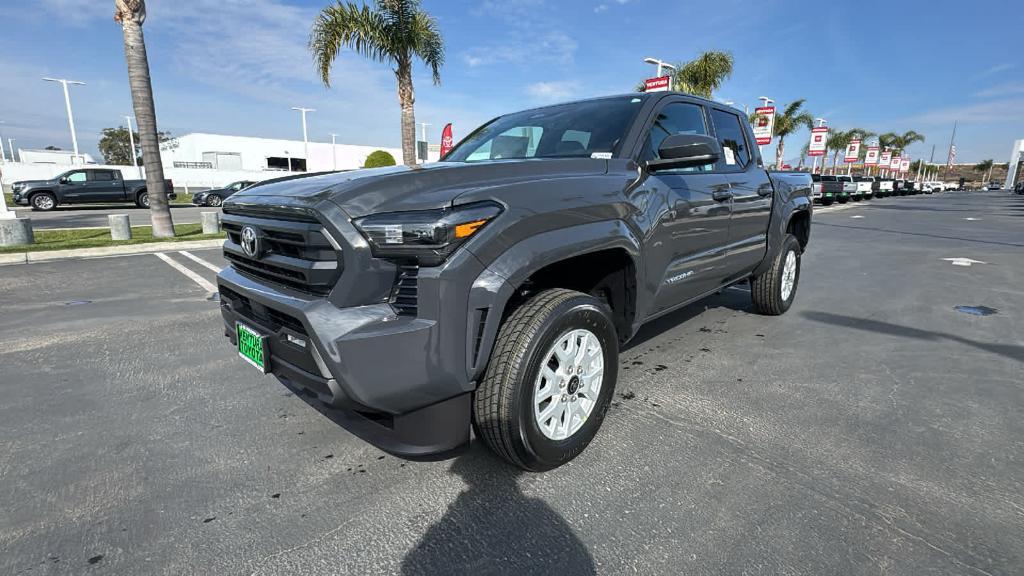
11 168 174 210
217 93 812 471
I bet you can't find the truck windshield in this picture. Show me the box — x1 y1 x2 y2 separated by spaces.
444 96 644 163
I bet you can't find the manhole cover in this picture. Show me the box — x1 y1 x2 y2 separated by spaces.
64 300 92 306
954 305 998 316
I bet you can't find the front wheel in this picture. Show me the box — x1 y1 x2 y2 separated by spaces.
30 193 57 211
751 234 802 316
206 194 223 207
474 288 618 472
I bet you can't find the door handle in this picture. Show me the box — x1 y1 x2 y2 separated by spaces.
712 189 733 202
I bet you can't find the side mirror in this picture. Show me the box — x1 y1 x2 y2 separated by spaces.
647 134 721 171
59 177 69 184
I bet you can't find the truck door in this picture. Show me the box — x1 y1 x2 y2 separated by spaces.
709 107 773 276
635 100 732 316
58 169 90 202
82 170 125 202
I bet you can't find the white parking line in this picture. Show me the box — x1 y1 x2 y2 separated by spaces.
178 250 223 273
154 252 217 293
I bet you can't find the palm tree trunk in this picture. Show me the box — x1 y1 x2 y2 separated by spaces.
775 138 785 170
396 60 417 167
832 150 840 174
119 11 174 237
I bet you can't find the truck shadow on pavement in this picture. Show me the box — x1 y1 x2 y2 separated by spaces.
802 310 1024 363
399 447 596 576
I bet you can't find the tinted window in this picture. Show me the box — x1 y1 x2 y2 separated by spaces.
710 109 751 169
642 102 711 172
445 96 644 162
92 171 115 181
66 171 87 183
821 175 837 181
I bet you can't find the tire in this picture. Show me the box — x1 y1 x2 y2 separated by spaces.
473 288 618 472
206 194 223 207
136 191 149 209
751 234 802 316
821 198 833 206
837 196 848 204
30 192 57 211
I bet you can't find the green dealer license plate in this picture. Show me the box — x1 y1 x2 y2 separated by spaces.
237 323 268 373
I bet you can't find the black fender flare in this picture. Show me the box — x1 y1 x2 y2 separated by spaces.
753 186 812 278
464 220 642 382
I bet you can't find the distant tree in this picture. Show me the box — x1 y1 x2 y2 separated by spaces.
796 142 809 170
674 51 734 99
826 129 853 174
98 125 174 165
115 0 174 237
44 145 62 151
765 99 813 170
363 150 396 168
974 159 994 182
310 0 444 167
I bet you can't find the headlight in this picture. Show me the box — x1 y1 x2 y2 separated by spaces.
353 202 502 266
12 183 23 192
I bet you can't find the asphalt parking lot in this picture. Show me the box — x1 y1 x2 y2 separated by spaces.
11 204 216 229
1 191 1021 575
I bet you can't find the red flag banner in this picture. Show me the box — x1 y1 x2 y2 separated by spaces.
439 123 454 158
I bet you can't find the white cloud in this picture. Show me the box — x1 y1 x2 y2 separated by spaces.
526 81 580 102
902 98 1024 126
36 0 111 26
973 82 1024 99
460 31 578 68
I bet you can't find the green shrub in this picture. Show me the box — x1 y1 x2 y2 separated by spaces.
363 150 397 168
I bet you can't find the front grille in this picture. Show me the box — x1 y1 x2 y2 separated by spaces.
391 265 419 316
221 213 341 296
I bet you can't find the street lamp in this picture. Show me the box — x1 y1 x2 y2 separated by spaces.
291 107 315 165
643 57 677 79
329 133 338 171
125 115 141 178
43 77 85 163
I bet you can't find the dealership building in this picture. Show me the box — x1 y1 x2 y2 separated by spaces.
161 132 412 173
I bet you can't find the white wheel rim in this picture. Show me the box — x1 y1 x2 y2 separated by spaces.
35 196 53 209
533 328 604 441
141 194 149 207
781 250 797 301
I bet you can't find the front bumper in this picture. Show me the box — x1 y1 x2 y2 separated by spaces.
192 195 207 205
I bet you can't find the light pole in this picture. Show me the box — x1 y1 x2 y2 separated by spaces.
125 115 141 178
811 118 826 174
7 139 16 162
329 133 338 171
291 107 315 165
757 96 774 160
417 122 431 163
43 77 85 163
643 57 677 90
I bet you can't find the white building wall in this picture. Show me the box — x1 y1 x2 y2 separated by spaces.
163 133 405 173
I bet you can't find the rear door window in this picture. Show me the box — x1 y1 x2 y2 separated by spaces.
709 108 751 171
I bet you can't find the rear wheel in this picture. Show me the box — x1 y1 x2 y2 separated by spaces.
135 191 150 208
474 288 618 471
751 234 802 316
30 192 56 211
206 194 223 207
821 197 833 206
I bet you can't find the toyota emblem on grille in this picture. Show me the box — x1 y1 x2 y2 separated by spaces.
240 226 262 258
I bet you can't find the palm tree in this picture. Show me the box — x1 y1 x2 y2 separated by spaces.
114 0 174 237
826 129 852 175
797 142 809 171
769 99 813 170
974 159 994 183
848 128 876 174
673 51 734 99
310 0 444 166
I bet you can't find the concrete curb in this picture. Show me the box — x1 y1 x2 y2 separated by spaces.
0 239 224 266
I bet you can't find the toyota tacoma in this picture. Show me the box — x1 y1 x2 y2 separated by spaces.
217 93 812 471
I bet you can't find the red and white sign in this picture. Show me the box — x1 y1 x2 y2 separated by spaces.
900 158 911 173
644 76 671 92
752 106 776 146
864 146 880 165
890 155 902 171
439 123 454 157
844 139 861 163
880 151 892 166
808 127 828 156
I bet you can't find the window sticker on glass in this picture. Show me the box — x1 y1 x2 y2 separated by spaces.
723 146 736 165
591 152 612 159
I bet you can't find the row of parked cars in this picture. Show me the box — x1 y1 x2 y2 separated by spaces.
810 175 956 205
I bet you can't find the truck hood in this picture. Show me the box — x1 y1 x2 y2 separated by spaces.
230 159 607 218
13 179 54 188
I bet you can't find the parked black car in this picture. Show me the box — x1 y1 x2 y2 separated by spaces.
217 92 812 471
819 175 848 203
192 181 256 207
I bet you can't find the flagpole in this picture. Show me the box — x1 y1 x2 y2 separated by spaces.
944 120 957 178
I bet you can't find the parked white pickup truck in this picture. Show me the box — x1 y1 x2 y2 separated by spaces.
836 175 862 200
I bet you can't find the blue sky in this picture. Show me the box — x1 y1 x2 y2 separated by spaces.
0 0 1021 166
